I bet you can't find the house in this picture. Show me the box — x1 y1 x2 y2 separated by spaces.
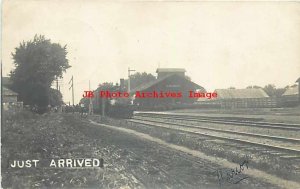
2 87 22 110
280 77 300 106
3 87 18 103
213 88 274 108
281 86 299 106
2 77 23 110
2 76 13 87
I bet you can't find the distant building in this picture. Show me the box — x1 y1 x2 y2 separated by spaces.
2 76 13 88
2 77 17 103
213 88 274 108
281 86 299 106
2 87 22 110
3 87 18 103
2 77 23 110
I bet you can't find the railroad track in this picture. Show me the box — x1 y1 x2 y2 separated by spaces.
127 117 300 155
134 112 300 131
133 116 300 143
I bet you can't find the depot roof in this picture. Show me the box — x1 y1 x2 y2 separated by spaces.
130 74 203 94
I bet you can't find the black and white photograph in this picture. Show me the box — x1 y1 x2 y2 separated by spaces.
1 1 300 188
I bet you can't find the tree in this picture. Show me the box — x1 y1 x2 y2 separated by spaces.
274 88 286 97
10 35 70 112
263 84 276 97
125 72 156 90
263 84 286 97
48 88 63 107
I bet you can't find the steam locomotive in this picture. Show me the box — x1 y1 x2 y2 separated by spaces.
105 98 135 119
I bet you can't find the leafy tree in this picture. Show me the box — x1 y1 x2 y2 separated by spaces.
49 88 63 107
263 84 276 97
263 84 286 97
274 88 286 97
97 82 116 90
10 35 70 112
125 72 156 90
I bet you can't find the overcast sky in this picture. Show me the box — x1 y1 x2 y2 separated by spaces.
2 1 300 103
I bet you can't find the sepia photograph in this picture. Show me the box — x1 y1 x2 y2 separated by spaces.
1 1 300 188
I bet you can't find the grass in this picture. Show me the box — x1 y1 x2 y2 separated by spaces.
1 111 114 188
98 116 300 183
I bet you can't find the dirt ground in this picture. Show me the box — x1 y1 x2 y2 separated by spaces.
1 111 284 189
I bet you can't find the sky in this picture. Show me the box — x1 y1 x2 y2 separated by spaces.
2 0 300 104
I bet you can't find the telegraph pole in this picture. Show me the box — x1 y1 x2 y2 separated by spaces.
100 83 105 118
128 67 135 92
56 76 59 91
1 61 3 117
69 76 74 106
89 80 93 115
101 96 105 118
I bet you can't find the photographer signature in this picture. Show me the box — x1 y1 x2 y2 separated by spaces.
215 160 249 186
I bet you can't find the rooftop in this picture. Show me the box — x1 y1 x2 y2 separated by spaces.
215 88 269 99
130 74 203 94
3 87 18 96
156 68 186 73
282 86 298 96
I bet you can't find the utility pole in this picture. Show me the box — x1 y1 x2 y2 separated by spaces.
89 80 93 115
101 97 105 118
99 83 105 118
69 76 74 106
128 67 135 93
56 76 59 91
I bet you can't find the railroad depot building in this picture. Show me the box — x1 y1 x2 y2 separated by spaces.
211 88 274 108
130 68 205 108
